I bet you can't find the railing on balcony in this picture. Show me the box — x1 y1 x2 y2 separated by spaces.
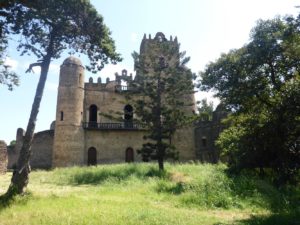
82 122 145 130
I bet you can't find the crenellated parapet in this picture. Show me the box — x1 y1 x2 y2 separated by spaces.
115 69 133 84
140 32 179 55
85 69 133 92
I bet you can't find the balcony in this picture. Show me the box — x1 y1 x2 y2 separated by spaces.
82 122 145 130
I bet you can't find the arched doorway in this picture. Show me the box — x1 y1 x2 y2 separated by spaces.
89 104 98 127
125 147 134 163
124 104 133 128
87 147 97 166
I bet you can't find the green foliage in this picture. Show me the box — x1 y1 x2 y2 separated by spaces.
197 98 214 121
0 25 19 90
129 39 195 169
200 16 300 184
2 0 122 72
9 140 16 147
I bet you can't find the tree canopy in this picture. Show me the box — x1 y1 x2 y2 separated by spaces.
200 16 300 185
1 0 121 195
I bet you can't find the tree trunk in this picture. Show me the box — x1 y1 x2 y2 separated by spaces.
158 153 164 170
156 68 164 171
7 57 51 195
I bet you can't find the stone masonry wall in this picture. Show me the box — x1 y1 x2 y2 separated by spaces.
30 130 54 169
0 140 7 174
8 129 54 169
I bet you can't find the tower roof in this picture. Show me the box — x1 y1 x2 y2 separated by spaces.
62 56 83 66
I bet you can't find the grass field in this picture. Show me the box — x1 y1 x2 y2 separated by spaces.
0 163 299 225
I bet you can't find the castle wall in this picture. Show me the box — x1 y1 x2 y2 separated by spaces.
30 130 54 169
8 129 54 169
84 81 196 163
84 83 132 123
84 130 145 164
195 122 220 162
194 107 228 163
7 128 24 169
173 127 196 160
0 140 7 174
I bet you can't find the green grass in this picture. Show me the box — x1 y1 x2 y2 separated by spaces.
0 163 299 225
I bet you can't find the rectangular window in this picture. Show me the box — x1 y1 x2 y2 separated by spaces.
60 111 64 121
202 138 207 147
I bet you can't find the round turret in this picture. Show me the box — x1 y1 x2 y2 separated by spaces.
63 56 83 67
59 56 84 88
53 56 85 167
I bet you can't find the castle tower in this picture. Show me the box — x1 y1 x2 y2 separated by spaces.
52 56 85 167
136 32 196 113
135 32 196 160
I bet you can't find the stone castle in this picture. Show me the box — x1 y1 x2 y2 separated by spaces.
4 32 227 170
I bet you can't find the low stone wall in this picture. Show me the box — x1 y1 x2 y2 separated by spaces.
0 140 7 174
8 129 54 169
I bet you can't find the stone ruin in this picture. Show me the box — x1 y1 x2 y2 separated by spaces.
0 140 7 174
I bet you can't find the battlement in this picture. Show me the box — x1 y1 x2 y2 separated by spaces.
84 69 133 92
142 32 178 43
140 32 179 54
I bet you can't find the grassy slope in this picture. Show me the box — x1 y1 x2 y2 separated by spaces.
0 163 299 225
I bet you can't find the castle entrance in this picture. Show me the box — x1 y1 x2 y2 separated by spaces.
87 147 97 166
125 147 134 163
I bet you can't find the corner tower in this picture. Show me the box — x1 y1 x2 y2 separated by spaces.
53 56 85 167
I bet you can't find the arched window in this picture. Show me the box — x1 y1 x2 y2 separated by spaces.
124 104 133 128
89 104 98 127
125 147 134 163
87 147 97 166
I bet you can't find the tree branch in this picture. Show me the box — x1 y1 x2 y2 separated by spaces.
26 62 42 73
268 60 280 90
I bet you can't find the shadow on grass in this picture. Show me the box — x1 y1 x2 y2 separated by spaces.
0 191 32 212
221 211 300 225
154 165 299 212
63 164 168 186
228 172 300 213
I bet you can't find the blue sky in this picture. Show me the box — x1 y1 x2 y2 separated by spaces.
0 0 298 144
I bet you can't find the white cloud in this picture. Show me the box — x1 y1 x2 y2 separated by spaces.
4 57 18 71
130 32 138 43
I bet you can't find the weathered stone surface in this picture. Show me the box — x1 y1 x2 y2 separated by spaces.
0 140 7 174
194 106 228 163
30 130 54 169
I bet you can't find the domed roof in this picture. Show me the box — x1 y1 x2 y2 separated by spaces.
62 56 83 66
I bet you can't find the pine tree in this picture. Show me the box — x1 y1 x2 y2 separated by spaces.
128 34 195 170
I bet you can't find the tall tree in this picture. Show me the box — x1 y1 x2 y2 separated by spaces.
129 35 195 170
1 0 121 195
200 17 300 184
